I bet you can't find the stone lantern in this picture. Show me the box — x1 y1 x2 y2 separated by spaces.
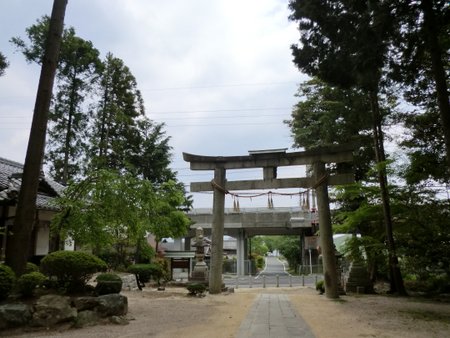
190 227 209 284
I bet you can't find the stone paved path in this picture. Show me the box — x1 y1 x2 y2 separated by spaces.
236 293 316 338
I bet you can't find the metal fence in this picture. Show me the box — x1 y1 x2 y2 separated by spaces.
223 274 324 289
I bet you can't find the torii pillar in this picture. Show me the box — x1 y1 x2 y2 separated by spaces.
210 167 226 293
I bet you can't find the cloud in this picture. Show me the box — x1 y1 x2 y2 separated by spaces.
0 0 307 208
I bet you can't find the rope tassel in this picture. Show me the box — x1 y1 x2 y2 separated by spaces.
267 192 274 209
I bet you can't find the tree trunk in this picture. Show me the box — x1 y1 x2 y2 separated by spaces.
62 72 78 184
369 90 407 296
420 0 450 169
5 0 68 276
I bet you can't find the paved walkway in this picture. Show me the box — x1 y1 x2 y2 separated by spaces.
236 293 316 338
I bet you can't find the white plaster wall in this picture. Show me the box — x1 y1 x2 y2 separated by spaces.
64 237 75 251
35 225 49 255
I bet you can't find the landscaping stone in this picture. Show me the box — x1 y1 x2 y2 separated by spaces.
0 292 128 332
121 274 139 291
72 296 98 311
0 303 32 329
96 294 128 317
73 310 99 328
32 294 77 327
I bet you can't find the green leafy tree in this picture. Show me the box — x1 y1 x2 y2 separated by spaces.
391 186 450 281
277 237 302 272
262 236 285 254
250 236 269 257
52 170 191 260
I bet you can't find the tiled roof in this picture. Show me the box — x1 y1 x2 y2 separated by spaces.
0 156 65 211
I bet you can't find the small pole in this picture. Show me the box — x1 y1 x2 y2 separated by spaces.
302 275 305 286
235 276 239 289
289 275 292 287
276 274 279 287
263 275 266 288
309 249 313 275
249 275 252 288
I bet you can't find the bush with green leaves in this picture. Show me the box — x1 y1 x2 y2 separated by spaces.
40 250 107 293
0 264 16 300
24 262 39 274
316 280 325 294
127 263 158 283
17 271 47 297
186 282 207 296
95 273 123 295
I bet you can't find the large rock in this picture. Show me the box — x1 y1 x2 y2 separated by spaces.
96 294 128 317
73 310 100 328
32 294 77 327
73 296 98 311
121 274 139 291
0 303 32 329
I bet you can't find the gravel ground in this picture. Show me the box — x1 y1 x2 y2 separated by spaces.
3 287 450 338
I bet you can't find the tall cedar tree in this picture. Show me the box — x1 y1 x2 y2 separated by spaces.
5 0 67 276
11 17 101 184
89 53 179 186
289 0 407 295
390 1 450 179
287 79 375 181
0 52 8 76
89 53 145 173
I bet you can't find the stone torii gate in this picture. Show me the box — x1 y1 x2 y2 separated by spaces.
183 144 354 298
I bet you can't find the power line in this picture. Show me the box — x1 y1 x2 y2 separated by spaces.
142 81 297 92
149 107 291 115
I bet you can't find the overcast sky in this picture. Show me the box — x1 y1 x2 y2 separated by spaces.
0 0 310 208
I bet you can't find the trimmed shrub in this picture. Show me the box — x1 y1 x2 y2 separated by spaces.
95 273 123 295
316 280 325 294
40 251 107 293
25 262 39 274
17 271 47 297
255 255 265 270
127 264 156 283
152 258 170 285
0 264 16 300
186 282 207 296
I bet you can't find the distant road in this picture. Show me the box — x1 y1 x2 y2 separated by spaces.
223 256 322 288
256 256 290 278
